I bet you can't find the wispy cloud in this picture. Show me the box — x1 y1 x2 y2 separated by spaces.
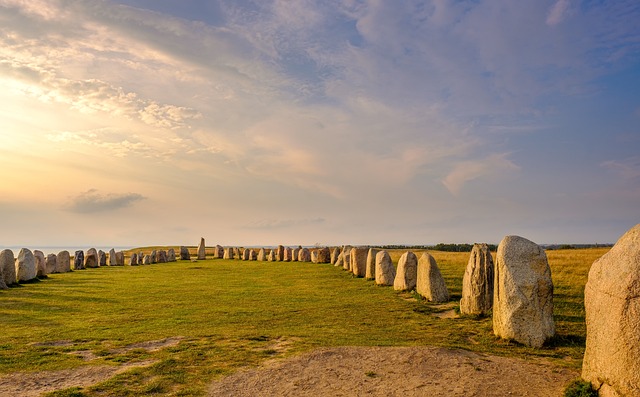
546 0 571 26
64 189 146 213
442 154 520 196
601 157 640 180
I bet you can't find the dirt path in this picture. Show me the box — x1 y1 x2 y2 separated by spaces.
208 346 578 397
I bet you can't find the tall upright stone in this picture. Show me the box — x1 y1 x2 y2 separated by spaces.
276 245 284 261
242 248 250 261
150 250 157 264
310 250 318 263
365 248 379 279
268 249 277 261
249 250 257 261
317 247 331 264
197 237 206 260
98 250 107 267
331 247 341 265
115 251 125 266
56 251 71 273
298 248 311 262
257 248 267 261
342 245 352 271
292 247 301 262
335 252 344 267
73 251 85 270
460 244 494 316
142 255 151 265
34 250 46 277
17 248 37 281
350 247 368 277
394 251 418 291
214 245 224 259
0 249 16 286
493 235 554 348
129 253 139 266
45 253 57 275
283 247 293 262
167 249 176 262
223 247 234 260
375 250 395 286
180 246 191 261
157 250 167 263
582 224 640 397
416 252 449 303
108 249 117 266
85 248 99 268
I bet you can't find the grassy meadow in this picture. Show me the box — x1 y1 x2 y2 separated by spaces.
0 246 608 396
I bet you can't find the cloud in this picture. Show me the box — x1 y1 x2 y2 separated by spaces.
244 218 325 230
601 157 640 180
546 0 571 26
64 189 146 213
442 154 520 196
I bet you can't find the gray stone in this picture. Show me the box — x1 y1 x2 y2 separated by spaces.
56 251 71 273
167 249 176 262
242 249 250 261
366 248 379 279
311 250 318 263
214 245 224 259
317 247 331 264
375 250 395 286
233 247 240 259
394 251 417 291
283 247 293 262
150 250 157 264
180 246 191 260
143 255 151 265
108 249 117 266
115 251 125 266
0 249 15 286
416 252 449 303
268 249 277 262
460 244 494 316
45 254 57 275
493 235 555 348
84 248 99 268
276 245 284 261
197 237 206 260
257 248 267 261
73 250 85 270
98 250 107 267
298 248 311 262
129 253 138 266
249 250 257 261
157 250 167 263
34 250 46 277
342 246 352 271
223 247 234 260
350 247 368 277
582 224 640 397
292 247 300 262
17 248 37 281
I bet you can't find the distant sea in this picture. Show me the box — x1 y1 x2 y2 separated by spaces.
1 246 133 255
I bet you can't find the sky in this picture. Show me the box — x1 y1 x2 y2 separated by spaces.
0 0 639 248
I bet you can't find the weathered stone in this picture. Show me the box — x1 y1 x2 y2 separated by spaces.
84 248 98 268
17 248 37 281
157 250 167 263
311 250 318 263
242 248 250 261
167 249 176 262
460 244 494 316
214 245 224 259
257 248 267 261
298 248 311 262
150 250 157 264
223 247 234 260
268 249 277 261
331 247 341 265
115 251 125 266
394 251 417 291
108 249 117 266
416 252 449 303
493 235 554 348
233 247 240 259
283 247 293 262
197 237 206 260
143 255 151 265
342 246 352 271
582 224 640 397
292 247 300 262
34 250 46 277
0 249 14 287
56 251 71 273
73 250 85 270
98 250 107 267
45 253 57 275
350 247 368 277
375 250 395 286
335 252 344 267
249 250 257 261
180 246 191 260
129 253 139 266
276 245 284 261
366 248 379 279
317 247 331 264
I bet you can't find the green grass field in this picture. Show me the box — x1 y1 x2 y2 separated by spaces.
0 247 607 396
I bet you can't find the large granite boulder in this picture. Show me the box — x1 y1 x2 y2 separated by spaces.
56 251 71 273
197 237 206 260
34 250 46 277
223 247 234 260
416 252 449 303
157 250 167 263
366 248 379 279
460 243 494 316
317 247 331 264
98 250 107 267
394 251 417 291
45 253 57 275
129 253 139 266
73 250 85 270
167 249 176 262
342 246 352 271
375 250 395 286
180 246 191 260
108 249 117 266
493 235 555 348
17 248 37 281
84 248 99 268
298 248 311 262
0 249 15 286
350 247 368 277
582 224 640 397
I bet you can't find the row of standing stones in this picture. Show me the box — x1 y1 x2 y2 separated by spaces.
1 225 638 396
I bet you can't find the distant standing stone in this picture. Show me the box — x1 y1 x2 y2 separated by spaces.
223 247 234 260
317 247 331 264
180 246 191 261
242 249 250 261
56 251 71 273
416 252 449 303
214 245 224 259
249 250 257 261
143 255 151 265
98 250 107 267
74 250 85 270
283 247 293 262
150 250 157 264
45 253 57 275
0 249 16 286
34 250 46 277
375 250 395 286
197 237 206 260
350 247 368 277
115 251 125 266
157 250 167 263
257 248 267 261
292 247 300 262
167 249 176 262
493 235 555 348
460 244 494 316
394 251 418 291
129 253 139 266
342 246 352 271
268 249 277 262
366 248 379 279
582 224 640 397
297 248 310 262
108 249 117 266
335 252 344 267
276 245 284 261
85 248 99 268
310 250 318 263
17 248 37 281
331 247 341 265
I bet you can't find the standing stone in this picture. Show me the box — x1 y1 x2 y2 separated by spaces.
582 224 640 397
257 248 267 261
34 250 46 277
56 251 71 273
460 244 494 316
115 251 125 266
249 250 257 261
493 235 554 348
157 250 167 263
335 252 344 267
292 247 300 262
0 249 16 286
73 251 85 270
84 248 99 268
98 250 107 267
276 245 284 261
311 250 318 263
180 246 190 261
45 254 57 275
167 249 176 262
350 247 368 277
17 248 37 281
108 249 117 266
197 237 206 260
223 247 234 260
214 245 224 259
283 247 293 262
342 246 352 271
331 247 342 265
242 249 250 261
416 252 449 303
394 251 418 291
268 249 276 261
150 250 157 264
298 248 311 262
317 247 331 264
375 250 395 286
366 248 379 279
129 253 138 266
143 255 151 265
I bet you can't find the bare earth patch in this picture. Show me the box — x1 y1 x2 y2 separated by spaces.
208 346 578 397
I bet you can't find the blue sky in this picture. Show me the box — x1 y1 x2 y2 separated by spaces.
0 0 638 247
